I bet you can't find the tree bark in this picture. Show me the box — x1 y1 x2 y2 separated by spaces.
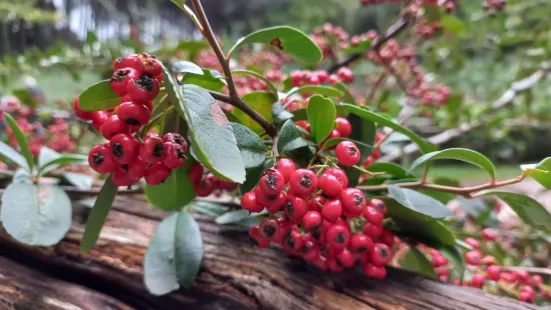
0 194 540 310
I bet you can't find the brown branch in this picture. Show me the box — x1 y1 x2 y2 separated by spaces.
366 72 388 103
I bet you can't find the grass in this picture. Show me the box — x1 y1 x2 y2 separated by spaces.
416 165 521 182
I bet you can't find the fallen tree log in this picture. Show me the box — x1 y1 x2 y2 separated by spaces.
0 194 541 310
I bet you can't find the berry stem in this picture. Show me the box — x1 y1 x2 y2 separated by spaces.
138 105 175 138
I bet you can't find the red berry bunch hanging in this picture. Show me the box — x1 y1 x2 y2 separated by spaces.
243 158 395 278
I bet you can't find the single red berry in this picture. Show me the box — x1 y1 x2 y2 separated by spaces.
521 286 534 294
254 185 278 207
162 142 186 169
162 133 188 151
144 162 172 185
188 162 203 184
112 167 138 186
370 243 392 266
350 233 374 254
289 168 318 196
367 198 387 215
515 270 530 283
249 225 270 248
88 144 118 174
272 218 293 244
321 198 342 223
117 102 150 126
500 272 517 283
487 265 500 281
312 255 328 270
437 270 450 282
302 241 320 261
321 129 341 148
335 117 352 137
139 134 165 164
325 167 349 188
283 230 304 253
481 255 496 266
259 218 279 239
363 206 383 225
465 237 480 249
328 259 344 272
218 180 238 191
308 195 326 212
73 97 96 120
371 150 381 159
334 217 351 231
275 158 296 183
380 229 394 248
91 111 110 131
284 195 308 223
471 274 485 288
363 222 383 238
465 250 481 265
337 67 354 83
127 74 160 102
100 115 130 140
125 156 146 180
113 54 142 71
302 211 323 230
266 191 287 214
336 248 355 268
335 141 361 166
110 134 139 164
432 254 449 268
362 156 374 167
319 173 343 197
110 68 140 96
259 168 285 196
340 187 366 214
519 291 533 303
194 178 214 197
363 263 386 279
326 224 350 251
530 275 543 286
482 228 498 241
241 191 264 213
138 53 163 76
342 206 363 219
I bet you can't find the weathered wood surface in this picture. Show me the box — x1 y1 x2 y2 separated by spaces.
0 194 541 310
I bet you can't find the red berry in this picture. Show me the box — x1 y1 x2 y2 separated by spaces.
259 168 285 196
162 142 186 169
254 185 277 206
126 156 146 180
375 132 385 143
340 187 366 214
335 117 352 137
326 224 350 251
127 74 160 102
138 53 163 76
110 68 140 96
500 272 517 283
328 259 344 272
337 67 354 83
272 219 293 244
370 243 392 266
275 158 296 183
73 97 96 120
113 54 142 71
471 274 485 288
321 198 342 223
259 218 279 239
465 237 480 249
363 222 383 238
302 241 320 261
487 265 500 281
283 230 304 252
518 291 533 303
325 167 349 188
188 162 203 183
530 275 543 286
312 255 328 270
88 144 118 174
363 206 383 225
350 233 373 254
336 248 355 268
266 191 287 214
302 211 323 230
432 255 449 268
91 111 110 131
112 167 137 186
367 198 387 215
482 228 498 241
380 229 394 248
194 178 214 197
241 191 264 213
284 195 308 222
100 115 130 140
289 168 318 196
249 225 270 248
319 173 343 197
308 195 325 212
363 263 386 279
139 134 165 164
110 134 139 164
465 250 481 265
515 270 530 283
162 133 188 151
371 150 381 159
117 102 150 126
336 141 361 166
144 162 172 185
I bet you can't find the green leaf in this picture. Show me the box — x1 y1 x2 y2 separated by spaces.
86 31 98 46
182 69 225 92
63 172 93 190
523 157 551 189
144 211 203 295
388 185 453 219
342 39 372 56
240 158 274 194
307 95 336 143
230 123 267 169
286 85 344 98
441 15 466 36
366 162 411 179
78 80 120 112
216 209 257 225
276 120 314 167
342 104 436 153
188 201 226 217
146 162 196 211
400 247 436 278
438 245 465 278
334 82 355 105
476 191 551 231
38 147 87 176
272 102 294 125
423 3 442 22
172 61 204 75
233 70 278 99
80 176 118 252
12 88 38 107
229 26 322 64
4 113 33 173
409 148 496 180
0 141 28 170
163 65 245 183
348 113 376 161
290 105 347 121
233 91 275 134
0 183 71 246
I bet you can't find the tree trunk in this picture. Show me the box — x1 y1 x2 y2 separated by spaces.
0 194 540 310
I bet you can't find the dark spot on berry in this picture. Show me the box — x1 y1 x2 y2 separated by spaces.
172 135 185 146
335 232 346 244
176 148 186 159
120 164 129 171
336 258 344 267
283 230 291 241
379 247 389 259
285 200 294 215
312 230 321 241
353 194 364 206
299 174 312 189
270 38 283 50
266 174 279 189
92 152 104 165
347 146 358 155
263 224 277 237
301 242 312 254
357 246 367 253
153 144 164 157
286 237 295 249
266 194 277 201
135 74 155 91
125 118 140 125
111 142 123 158
111 69 131 82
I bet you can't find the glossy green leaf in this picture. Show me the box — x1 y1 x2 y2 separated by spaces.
438 245 465 278
348 113 376 161
0 141 28 170
286 85 344 98
276 120 314 167
216 209 257 225
182 69 225 92
63 172 93 190
233 91 275 134
12 88 37 107
522 157 551 189
342 39 372 56
146 162 196 211
476 191 551 231
307 95 336 143
1 183 72 246
240 158 274 194
334 82 355 105
389 185 453 219
78 80 120 111
80 176 118 252
233 70 278 99
229 26 322 64
409 148 496 180
144 211 203 295
163 65 245 183
342 104 436 153
366 162 411 179
38 148 87 176
188 201 226 217
172 61 204 75
272 102 294 125
230 123 267 169
4 113 33 173
400 247 436 278
291 105 347 121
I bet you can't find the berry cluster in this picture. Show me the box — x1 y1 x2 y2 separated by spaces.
242 158 395 277
310 23 350 58
290 67 353 87
188 162 238 197
483 0 505 11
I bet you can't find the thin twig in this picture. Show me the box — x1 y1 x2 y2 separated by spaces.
366 72 388 104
